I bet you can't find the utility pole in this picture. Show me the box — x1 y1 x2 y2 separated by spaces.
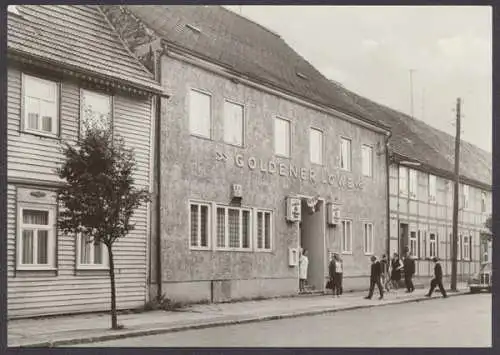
409 69 415 118
450 97 462 292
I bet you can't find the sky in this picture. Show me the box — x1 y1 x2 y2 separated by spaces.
226 6 492 153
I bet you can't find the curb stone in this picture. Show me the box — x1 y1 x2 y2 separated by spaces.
18 291 470 348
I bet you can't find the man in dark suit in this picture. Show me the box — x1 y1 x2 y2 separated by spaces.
426 257 448 298
403 250 416 293
365 255 384 300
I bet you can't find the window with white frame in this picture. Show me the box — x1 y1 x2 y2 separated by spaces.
363 222 374 255
256 210 272 251
190 202 210 248
361 145 373 177
274 117 291 157
463 235 470 261
481 191 487 213
77 233 108 268
409 169 418 200
429 233 437 258
309 128 323 164
409 231 417 257
418 230 426 259
428 174 437 202
18 206 56 268
80 89 112 137
341 219 352 253
189 89 211 138
399 166 408 196
224 100 244 146
340 138 351 171
462 184 469 210
22 74 59 136
216 206 251 250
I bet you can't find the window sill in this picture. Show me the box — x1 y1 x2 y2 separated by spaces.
311 161 324 167
215 248 254 252
16 266 57 271
274 153 291 160
21 129 60 140
224 141 245 149
190 133 212 141
255 248 273 253
341 251 353 255
76 265 109 271
190 246 211 251
364 252 374 256
340 168 352 173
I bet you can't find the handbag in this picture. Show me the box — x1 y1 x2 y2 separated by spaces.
326 279 333 289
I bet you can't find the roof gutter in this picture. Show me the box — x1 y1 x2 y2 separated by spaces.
163 41 390 136
391 152 491 191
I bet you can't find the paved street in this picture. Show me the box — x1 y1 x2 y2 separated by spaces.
84 293 491 347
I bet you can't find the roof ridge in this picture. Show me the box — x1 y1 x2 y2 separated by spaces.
97 5 155 79
339 84 491 157
220 6 281 39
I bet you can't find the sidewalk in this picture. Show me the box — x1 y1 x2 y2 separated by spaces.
9 282 470 347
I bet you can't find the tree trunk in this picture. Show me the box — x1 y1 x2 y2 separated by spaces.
107 244 118 329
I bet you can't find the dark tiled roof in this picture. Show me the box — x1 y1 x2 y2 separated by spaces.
341 87 492 187
122 5 386 129
7 5 163 94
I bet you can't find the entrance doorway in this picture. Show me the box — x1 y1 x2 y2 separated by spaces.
299 198 325 293
399 223 409 257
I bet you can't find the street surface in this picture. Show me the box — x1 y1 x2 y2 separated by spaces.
84 293 491 347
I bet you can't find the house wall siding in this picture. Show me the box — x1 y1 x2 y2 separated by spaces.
7 66 152 319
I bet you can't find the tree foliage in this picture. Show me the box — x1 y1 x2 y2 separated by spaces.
56 127 150 328
57 128 150 248
480 215 493 242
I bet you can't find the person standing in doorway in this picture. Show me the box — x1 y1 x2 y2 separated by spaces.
426 257 448 298
329 253 343 297
299 249 309 293
390 252 403 290
403 250 416 293
365 255 384 300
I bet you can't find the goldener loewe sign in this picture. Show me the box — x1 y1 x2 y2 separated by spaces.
216 152 365 191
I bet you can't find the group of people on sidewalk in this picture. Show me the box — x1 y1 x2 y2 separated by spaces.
323 248 448 300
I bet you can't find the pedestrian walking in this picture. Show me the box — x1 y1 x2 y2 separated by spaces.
329 253 343 297
403 251 416 293
390 252 403 290
365 255 384 300
426 257 448 298
299 248 309 293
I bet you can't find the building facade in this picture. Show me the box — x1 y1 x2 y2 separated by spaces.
102 5 392 303
6 5 164 318
341 89 493 284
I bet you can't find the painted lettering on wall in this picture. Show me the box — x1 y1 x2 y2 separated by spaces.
219 152 364 190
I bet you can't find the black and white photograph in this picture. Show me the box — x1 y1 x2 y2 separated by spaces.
3 4 492 349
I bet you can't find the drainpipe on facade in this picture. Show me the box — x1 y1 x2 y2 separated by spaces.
153 48 163 300
385 131 393 259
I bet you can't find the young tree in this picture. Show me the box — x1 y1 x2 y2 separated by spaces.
481 215 493 242
56 127 150 329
